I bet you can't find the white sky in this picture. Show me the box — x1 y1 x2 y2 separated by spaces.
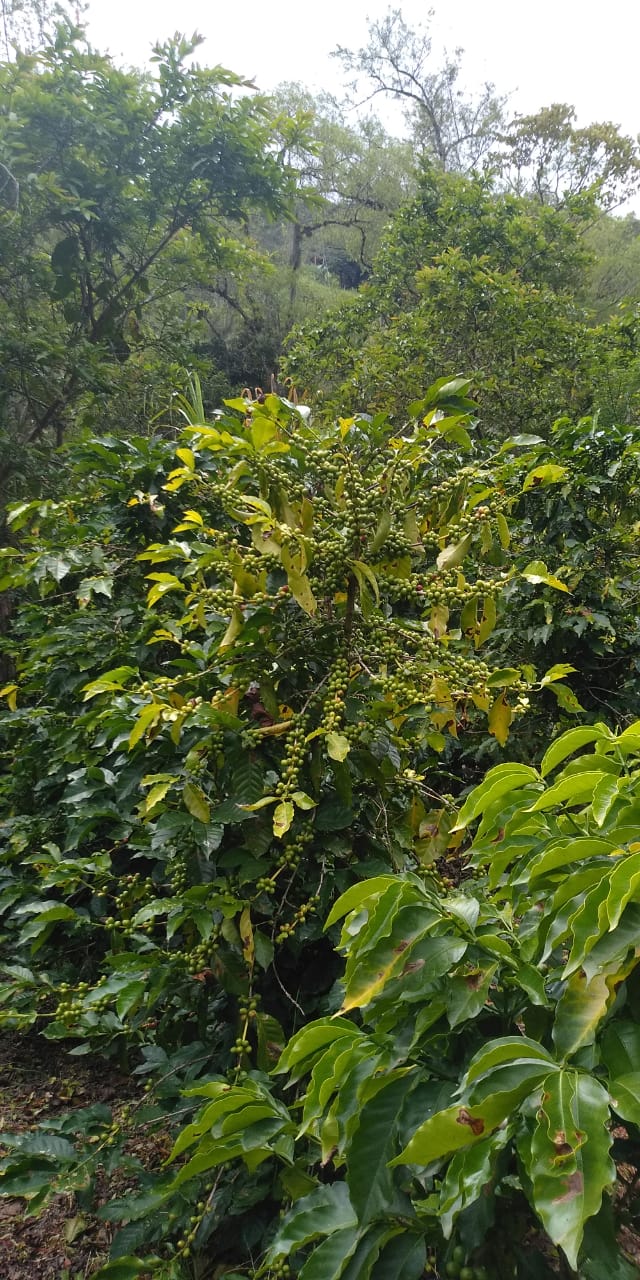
85 0 640 206
85 0 640 130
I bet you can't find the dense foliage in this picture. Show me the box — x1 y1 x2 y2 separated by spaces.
3 6 640 1279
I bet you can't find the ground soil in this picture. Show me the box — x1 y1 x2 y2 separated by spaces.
0 1033 153 1280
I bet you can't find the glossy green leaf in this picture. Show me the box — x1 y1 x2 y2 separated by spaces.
267 1183 356 1262
540 726 608 777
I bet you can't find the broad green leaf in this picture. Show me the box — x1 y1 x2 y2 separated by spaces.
552 970 612 1058
541 726 609 777
339 1224 397 1280
528 837 617 883
463 1038 558 1089
267 1183 356 1262
369 511 392 555
370 1235 426 1280
91 1260 157 1279
298 1228 360 1280
601 1020 640 1077
608 1073 640 1126
523 1071 614 1270
592 776 619 827
453 764 538 830
439 1123 512 1238
347 1075 413 1225
393 1082 537 1166
486 667 521 688
340 902 440 1012
445 962 498 1028
352 560 380 606
325 877 398 930
526 772 609 812
276 1019 361 1078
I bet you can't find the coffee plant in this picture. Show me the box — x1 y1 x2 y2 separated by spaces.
0 383 604 1275
162 722 640 1280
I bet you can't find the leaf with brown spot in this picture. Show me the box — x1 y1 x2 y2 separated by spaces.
521 1069 614 1270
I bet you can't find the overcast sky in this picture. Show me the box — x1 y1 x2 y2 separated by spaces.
85 0 640 132
85 0 640 210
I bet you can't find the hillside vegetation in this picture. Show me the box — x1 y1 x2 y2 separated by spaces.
2 5 640 1278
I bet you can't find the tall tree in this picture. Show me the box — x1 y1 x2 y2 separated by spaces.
333 6 507 173
0 22 289 496
496 103 640 211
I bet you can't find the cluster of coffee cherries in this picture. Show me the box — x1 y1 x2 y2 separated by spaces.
375 527 416 558
186 927 221 974
275 890 319 944
54 979 92 1026
169 851 189 893
439 652 492 696
276 821 314 872
254 455 306 503
341 474 380 549
103 873 155 936
320 658 350 733
275 719 307 799
443 1244 489 1280
308 535 349 595
166 1197 209 1261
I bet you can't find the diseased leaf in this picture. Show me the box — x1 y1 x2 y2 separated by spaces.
522 1071 614 1270
273 801 294 839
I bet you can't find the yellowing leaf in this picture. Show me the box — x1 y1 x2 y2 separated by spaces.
0 683 18 710
219 606 244 651
273 801 294 838
437 533 472 572
522 561 570 593
522 462 568 491
287 571 317 616
476 596 497 648
326 733 350 762
496 513 510 549
488 692 512 746
140 778 175 815
128 701 162 749
292 791 317 810
182 782 210 824
239 906 254 968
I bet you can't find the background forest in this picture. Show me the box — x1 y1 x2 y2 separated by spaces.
3 2 640 1279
